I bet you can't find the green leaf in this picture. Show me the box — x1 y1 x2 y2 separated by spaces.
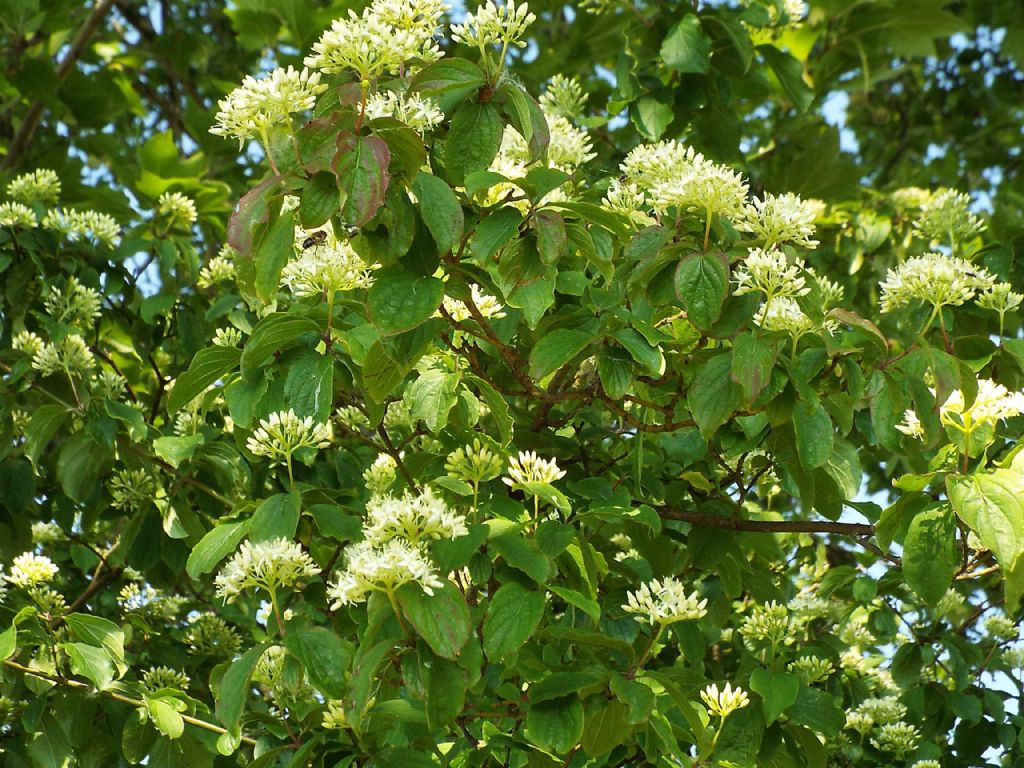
25 404 67 465
529 328 595 380
534 210 566 264
65 614 126 675
424 656 466 729
253 207 295 303
217 643 269 732
367 268 445 335
362 340 411 401
241 313 319 372
283 352 333 422
498 83 550 162
610 328 665 376
731 333 776 404
152 434 204 468
793 399 833 469
688 353 742 439
759 44 813 113
397 581 472 660
410 58 486 112
786 687 843 736
57 432 106 503
407 368 460 433
947 466 1024 593
298 171 338 229
903 505 959 605
675 252 729 329
250 492 301 541
28 713 73 768
483 582 546 659
610 676 655 724
169 346 243 413
529 669 607 704
413 172 464 254
185 521 249 580
284 626 354 699
64 642 115 689
527 697 584 754
749 668 800 724
146 695 186 739
0 626 14 661
445 102 503 185
661 15 710 73
581 698 631 756
547 585 601 621
632 96 674 141
490 530 550 583
469 207 522 260
333 133 390 227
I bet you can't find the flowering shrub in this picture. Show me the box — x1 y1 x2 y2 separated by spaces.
1 0 1024 766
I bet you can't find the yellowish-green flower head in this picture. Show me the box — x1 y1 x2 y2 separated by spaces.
915 187 985 246
7 168 61 204
879 252 994 313
210 66 326 148
539 74 587 120
0 201 38 228
42 207 121 247
363 486 468 546
31 335 95 378
739 191 820 249
157 191 197 230
246 409 333 465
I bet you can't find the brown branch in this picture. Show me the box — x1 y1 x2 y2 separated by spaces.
61 565 125 619
1 0 117 170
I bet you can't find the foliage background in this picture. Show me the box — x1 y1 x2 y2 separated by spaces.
2 0 1024 766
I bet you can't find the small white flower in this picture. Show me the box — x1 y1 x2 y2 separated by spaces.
11 330 44 358
738 192 819 249
246 409 332 465
43 277 102 326
622 577 707 625
328 538 444 607
733 248 808 302
504 450 566 486
879 252 993 314
895 409 924 438
41 208 121 247
451 0 536 51
700 683 750 718
214 538 320 603
364 91 444 135
9 553 59 587
539 75 587 119
198 246 237 288
362 487 468 545
210 66 327 148
32 335 95 377
442 284 506 322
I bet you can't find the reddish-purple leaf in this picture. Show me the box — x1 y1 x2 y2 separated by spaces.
332 132 390 227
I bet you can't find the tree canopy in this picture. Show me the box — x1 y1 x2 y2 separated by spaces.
2 0 1024 766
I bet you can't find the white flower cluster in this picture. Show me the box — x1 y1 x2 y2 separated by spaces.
915 187 986 246
622 576 708 626
364 91 444 135
451 0 536 52
700 683 750 718
214 537 320 603
441 283 506 322
41 207 121 247
363 453 398 496
328 487 466 606
7 169 61 203
879 252 994 314
8 553 59 588
898 378 1024 440
739 192 820 249
198 245 237 288
306 0 447 80
504 450 566 486
246 409 333 466
210 66 327 148
620 140 748 222
733 248 808 303
602 180 655 228
739 600 793 649
283 226 378 297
